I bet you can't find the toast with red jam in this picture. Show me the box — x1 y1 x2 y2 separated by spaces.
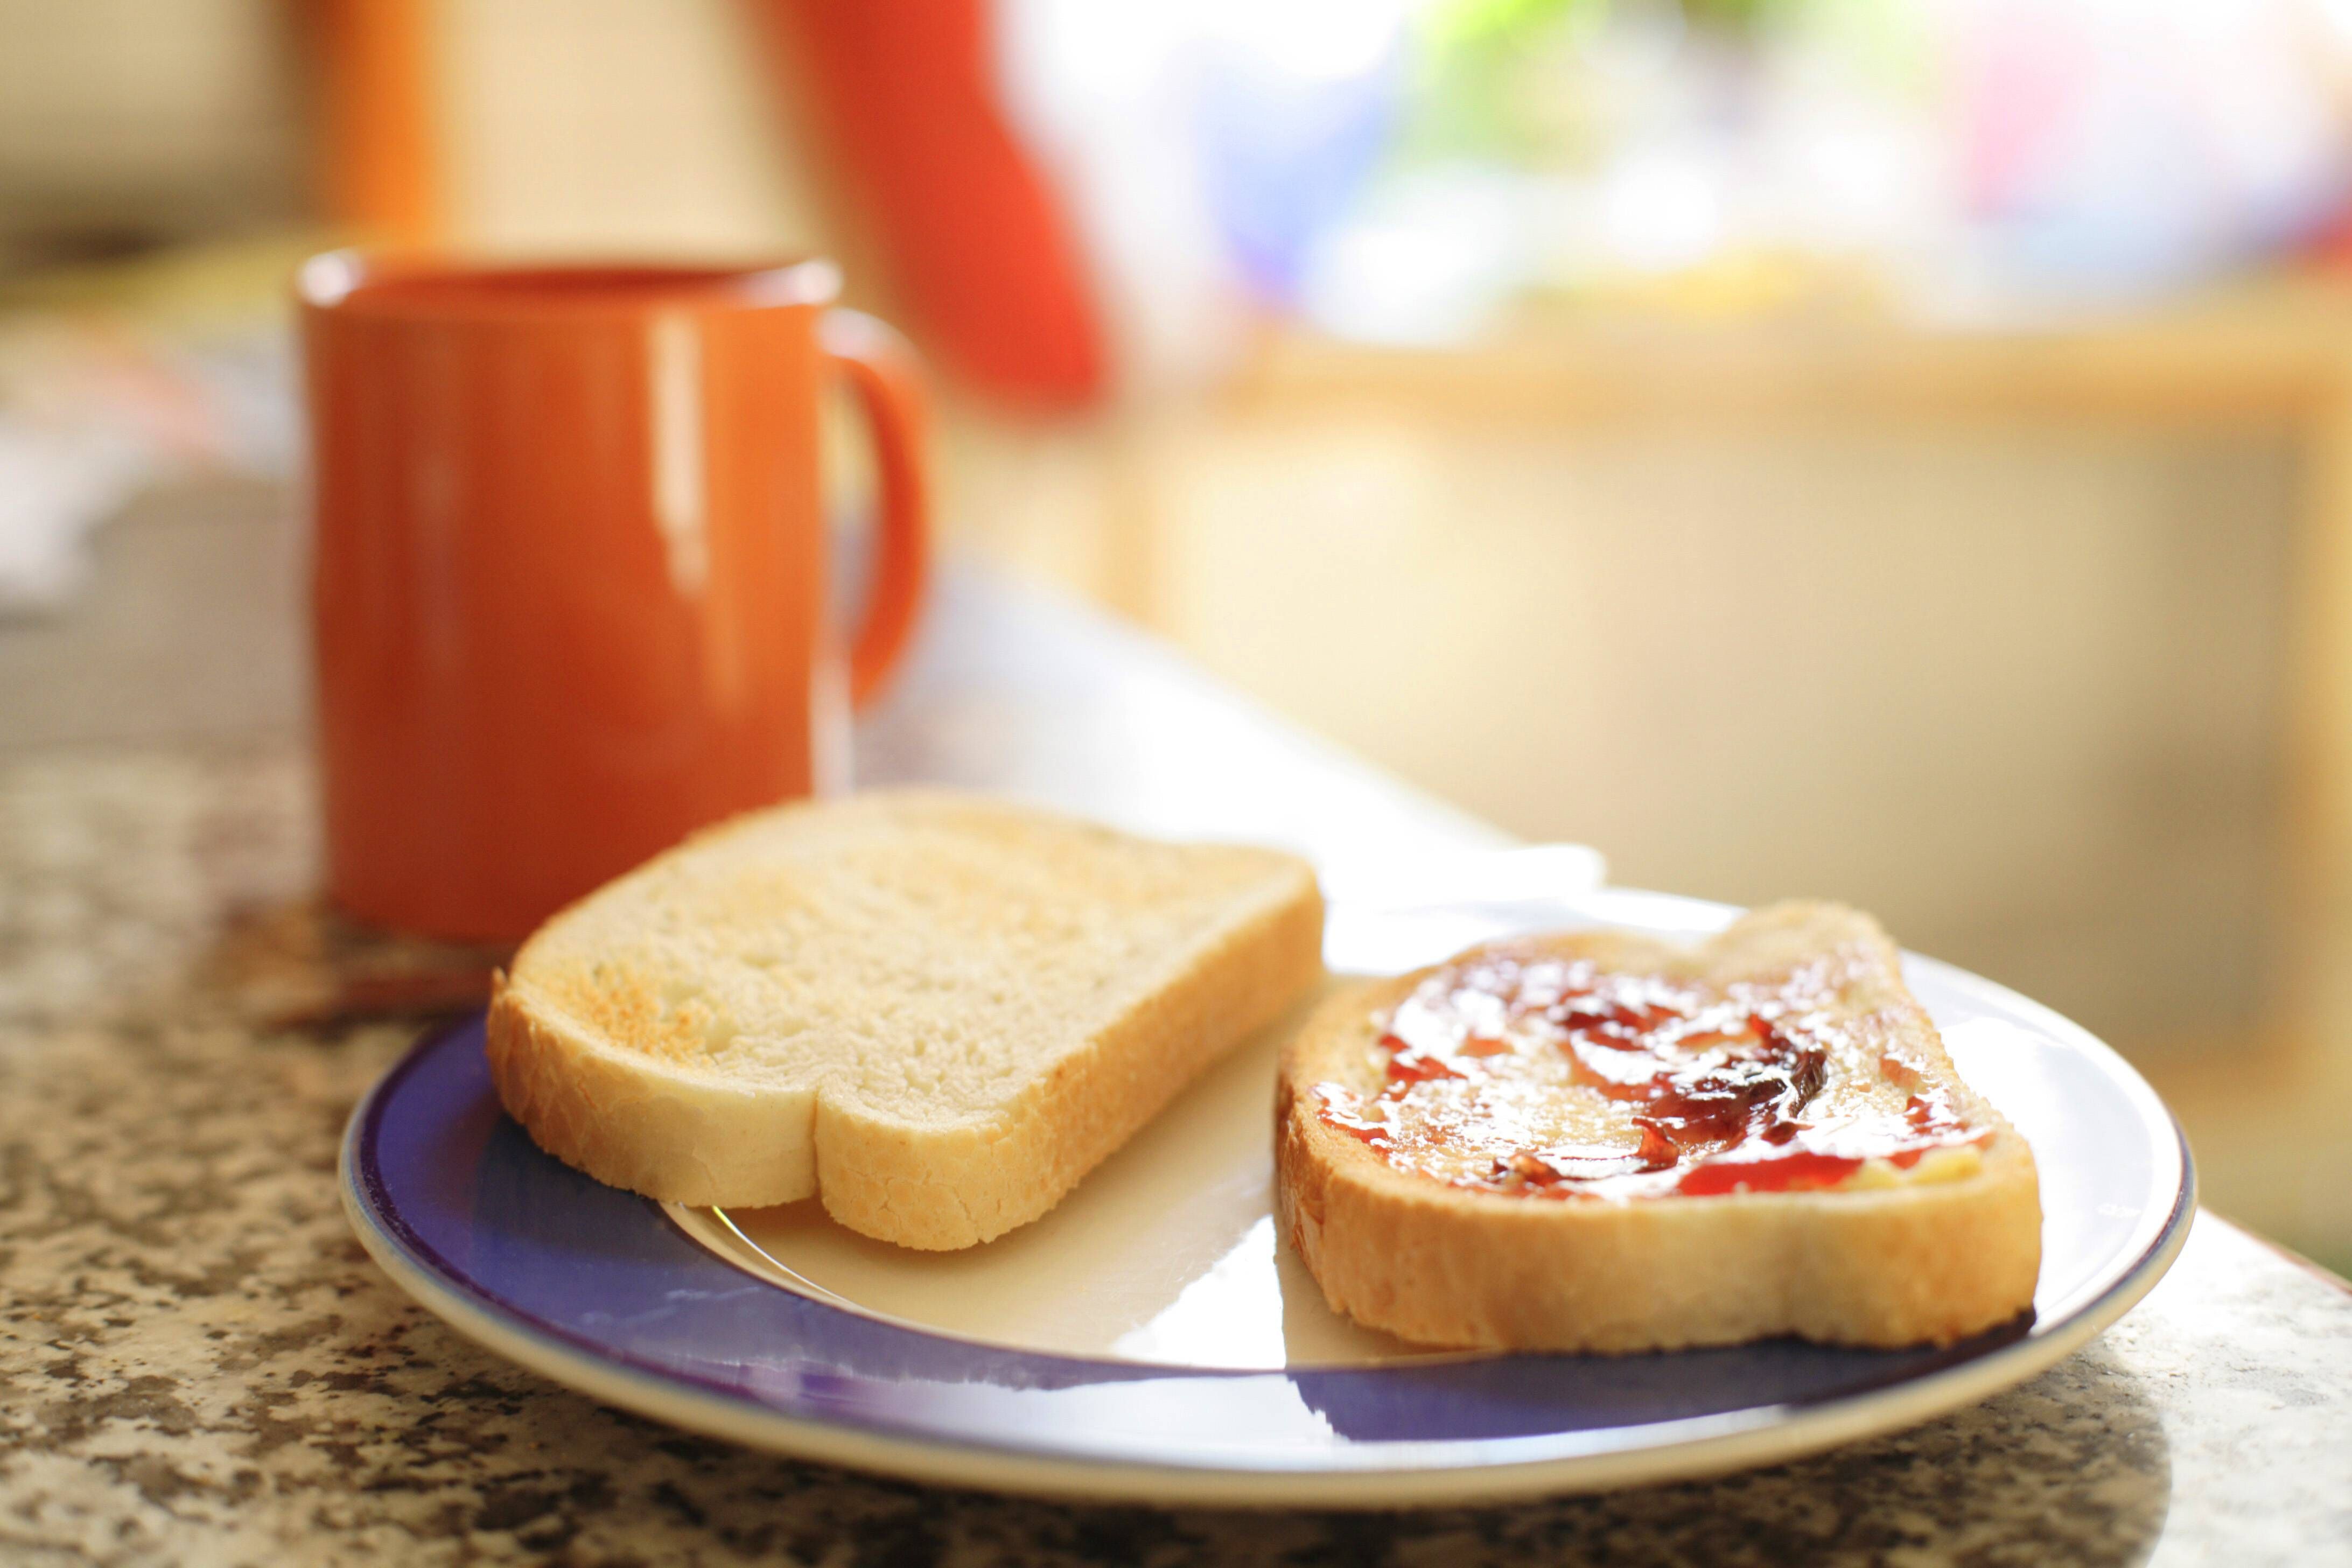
1275 901 2040 1351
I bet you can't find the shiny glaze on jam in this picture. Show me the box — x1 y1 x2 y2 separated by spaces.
1313 947 1986 1200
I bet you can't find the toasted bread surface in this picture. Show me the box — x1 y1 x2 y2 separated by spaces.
1275 902 2041 1350
489 790 1324 1249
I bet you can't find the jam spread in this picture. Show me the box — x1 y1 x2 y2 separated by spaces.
1313 946 1987 1200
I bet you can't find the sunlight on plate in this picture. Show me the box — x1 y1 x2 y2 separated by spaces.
666 985 1459 1371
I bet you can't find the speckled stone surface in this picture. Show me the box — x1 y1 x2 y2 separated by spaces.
6 571 2352 1565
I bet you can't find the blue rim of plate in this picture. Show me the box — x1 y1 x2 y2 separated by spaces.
340 894 2196 1507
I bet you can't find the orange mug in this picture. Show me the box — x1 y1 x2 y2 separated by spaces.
298 254 928 941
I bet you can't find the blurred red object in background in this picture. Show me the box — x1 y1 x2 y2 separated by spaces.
299 0 1105 408
300 0 444 247
747 0 1108 411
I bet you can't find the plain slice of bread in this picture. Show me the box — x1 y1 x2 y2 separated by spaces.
488 790 1324 1249
1276 902 2041 1351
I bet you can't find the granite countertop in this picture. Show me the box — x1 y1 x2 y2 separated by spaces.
4 573 2352 1565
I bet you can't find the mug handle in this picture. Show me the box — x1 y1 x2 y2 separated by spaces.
820 309 932 706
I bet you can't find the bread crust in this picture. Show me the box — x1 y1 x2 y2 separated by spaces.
1274 904 2042 1351
801 881 1324 1248
488 975 821 1207
487 791 1325 1249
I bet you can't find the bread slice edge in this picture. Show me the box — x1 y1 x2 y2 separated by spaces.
488 973 821 1207
814 869 1325 1248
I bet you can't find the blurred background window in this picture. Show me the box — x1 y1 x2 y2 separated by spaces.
0 0 307 275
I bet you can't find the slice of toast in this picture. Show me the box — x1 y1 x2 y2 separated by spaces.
1276 902 2040 1350
488 790 1323 1249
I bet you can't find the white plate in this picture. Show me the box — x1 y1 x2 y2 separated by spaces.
342 889 2193 1506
